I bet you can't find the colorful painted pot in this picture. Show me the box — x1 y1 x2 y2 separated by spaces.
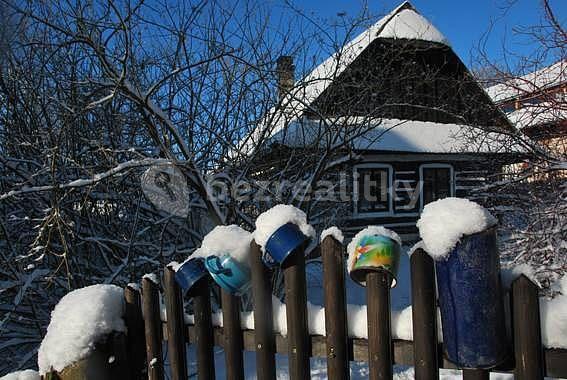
175 257 208 292
264 223 309 267
349 234 401 288
204 255 251 295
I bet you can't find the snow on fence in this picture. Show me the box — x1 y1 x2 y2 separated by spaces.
110 236 567 380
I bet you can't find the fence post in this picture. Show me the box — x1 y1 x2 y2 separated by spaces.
142 277 165 380
250 240 276 380
321 236 350 380
462 369 489 380
512 275 544 380
164 266 188 380
367 271 393 380
410 248 439 380
283 244 310 380
124 285 146 380
193 277 216 379
221 290 244 380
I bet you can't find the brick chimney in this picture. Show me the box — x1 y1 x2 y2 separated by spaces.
276 55 295 100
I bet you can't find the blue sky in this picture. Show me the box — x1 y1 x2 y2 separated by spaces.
277 0 566 69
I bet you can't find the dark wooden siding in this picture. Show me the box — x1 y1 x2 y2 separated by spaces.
308 38 510 129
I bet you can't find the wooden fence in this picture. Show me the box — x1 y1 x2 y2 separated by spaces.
121 236 567 380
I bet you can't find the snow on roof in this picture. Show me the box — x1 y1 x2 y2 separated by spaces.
506 102 567 130
269 117 522 154
38 285 126 375
486 60 567 103
237 2 450 156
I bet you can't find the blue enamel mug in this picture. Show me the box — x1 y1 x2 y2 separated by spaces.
204 255 251 295
264 223 309 266
174 257 208 292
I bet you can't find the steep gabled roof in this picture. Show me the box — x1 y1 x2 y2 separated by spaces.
296 1 449 108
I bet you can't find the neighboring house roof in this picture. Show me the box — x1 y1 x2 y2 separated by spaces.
270 117 522 154
485 60 567 104
506 103 567 130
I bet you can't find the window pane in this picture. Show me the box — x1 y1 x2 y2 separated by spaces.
422 167 451 206
357 168 390 213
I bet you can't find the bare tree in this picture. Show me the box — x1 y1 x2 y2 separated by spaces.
471 0 566 287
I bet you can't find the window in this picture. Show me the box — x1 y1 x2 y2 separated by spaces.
420 164 454 209
354 164 393 216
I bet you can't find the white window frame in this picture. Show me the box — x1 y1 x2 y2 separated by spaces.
353 163 394 218
419 163 455 211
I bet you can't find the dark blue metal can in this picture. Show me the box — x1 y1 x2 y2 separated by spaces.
175 257 208 292
435 226 510 368
264 223 309 266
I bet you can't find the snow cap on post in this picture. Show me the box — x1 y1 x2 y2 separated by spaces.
253 204 316 253
416 197 497 261
192 224 253 265
37 284 126 375
320 226 344 243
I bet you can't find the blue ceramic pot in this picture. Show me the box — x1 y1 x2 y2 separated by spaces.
204 255 251 296
436 226 509 368
264 223 309 267
175 257 208 292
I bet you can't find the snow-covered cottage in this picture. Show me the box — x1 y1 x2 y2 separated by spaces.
246 2 519 239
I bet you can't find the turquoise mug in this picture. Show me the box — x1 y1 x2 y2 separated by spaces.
204 255 251 296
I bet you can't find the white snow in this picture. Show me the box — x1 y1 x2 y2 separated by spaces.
269 117 522 154
379 8 449 45
540 276 567 349
37 284 126 375
253 204 317 254
346 226 402 272
416 197 497 260
505 102 567 130
320 226 344 243
142 273 159 284
191 225 252 264
0 370 40 380
486 59 566 103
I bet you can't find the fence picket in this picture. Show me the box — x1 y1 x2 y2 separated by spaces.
221 290 244 380
321 236 350 380
193 277 216 379
283 244 311 379
462 369 489 380
410 248 439 380
164 266 188 380
250 240 276 380
124 285 146 380
142 277 165 380
512 275 544 379
367 271 393 380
